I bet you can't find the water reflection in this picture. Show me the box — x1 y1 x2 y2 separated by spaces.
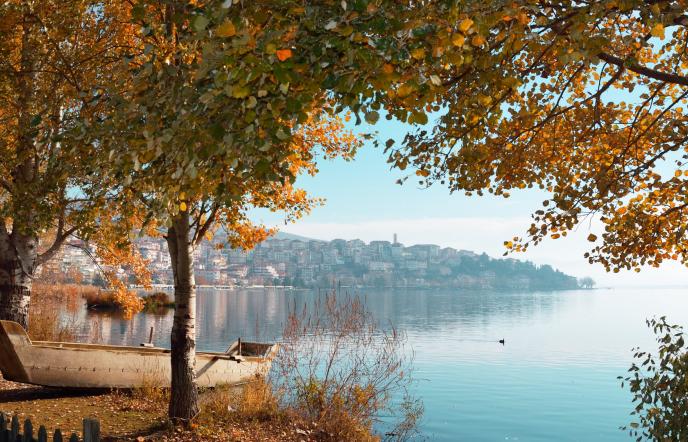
64 287 688 441
76 288 566 351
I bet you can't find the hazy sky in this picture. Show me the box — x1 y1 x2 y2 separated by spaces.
254 119 688 288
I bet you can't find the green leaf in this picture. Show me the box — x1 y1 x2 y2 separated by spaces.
193 16 209 33
365 111 380 124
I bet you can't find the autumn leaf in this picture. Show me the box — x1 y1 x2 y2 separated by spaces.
452 34 465 47
276 49 293 61
471 35 486 47
216 20 236 37
650 23 665 39
411 48 425 59
458 18 474 33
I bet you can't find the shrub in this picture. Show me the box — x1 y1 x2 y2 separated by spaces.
273 293 423 442
83 289 118 310
143 292 175 312
620 317 688 441
202 376 280 422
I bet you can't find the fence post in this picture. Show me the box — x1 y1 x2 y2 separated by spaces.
53 429 63 442
9 416 18 441
83 419 99 442
0 412 7 442
68 433 79 442
37 426 47 442
22 419 32 442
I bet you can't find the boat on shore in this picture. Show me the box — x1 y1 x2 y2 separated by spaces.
0 320 278 389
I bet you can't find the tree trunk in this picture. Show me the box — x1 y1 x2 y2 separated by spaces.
166 212 200 423
0 227 37 330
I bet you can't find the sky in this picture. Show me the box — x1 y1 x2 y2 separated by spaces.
252 119 688 288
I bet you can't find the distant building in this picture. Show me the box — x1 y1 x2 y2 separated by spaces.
39 231 578 290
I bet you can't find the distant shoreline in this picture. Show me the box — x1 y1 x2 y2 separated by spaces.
130 284 587 292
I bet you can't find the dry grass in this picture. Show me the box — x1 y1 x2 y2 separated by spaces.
28 298 80 342
202 377 279 422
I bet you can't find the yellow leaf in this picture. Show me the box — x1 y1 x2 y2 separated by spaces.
232 86 250 98
458 18 474 33
452 34 465 47
216 20 236 37
179 191 186 201
382 63 394 74
411 48 426 59
651 23 665 39
397 83 414 98
179 202 187 212
587 233 597 242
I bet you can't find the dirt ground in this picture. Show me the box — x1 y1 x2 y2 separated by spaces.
0 375 316 441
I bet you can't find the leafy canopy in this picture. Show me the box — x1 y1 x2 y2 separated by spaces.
91 0 484 241
386 0 688 273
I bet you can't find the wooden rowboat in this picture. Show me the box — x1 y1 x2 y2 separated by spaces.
0 320 278 389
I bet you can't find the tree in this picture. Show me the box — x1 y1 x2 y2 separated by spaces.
385 1 688 274
578 277 596 289
89 0 490 423
0 0 135 328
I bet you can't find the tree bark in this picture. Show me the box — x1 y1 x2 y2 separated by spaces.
0 226 37 330
166 212 200 423
0 8 39 330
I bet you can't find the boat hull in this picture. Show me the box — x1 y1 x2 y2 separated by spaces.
0 320 277 389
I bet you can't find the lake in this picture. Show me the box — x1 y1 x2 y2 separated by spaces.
71 287 688 441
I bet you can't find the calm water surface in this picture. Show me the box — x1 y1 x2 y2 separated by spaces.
72 287 688 441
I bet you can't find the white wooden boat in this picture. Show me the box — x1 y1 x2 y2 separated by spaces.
0 320 278 389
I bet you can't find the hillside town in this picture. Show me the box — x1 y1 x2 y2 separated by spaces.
40 234 579 291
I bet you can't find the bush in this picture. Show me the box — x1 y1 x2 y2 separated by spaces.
273 293 423 442
83 289 118 310
143 292 175 312
620 317 688 441
202 376 280 422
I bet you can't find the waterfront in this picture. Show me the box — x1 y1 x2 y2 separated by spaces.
70 287 688 441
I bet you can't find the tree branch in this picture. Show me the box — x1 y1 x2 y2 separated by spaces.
36 223 78 267
598 52 688 86
192 204 219 247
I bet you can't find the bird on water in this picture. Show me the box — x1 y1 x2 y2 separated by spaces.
498 339 505 345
